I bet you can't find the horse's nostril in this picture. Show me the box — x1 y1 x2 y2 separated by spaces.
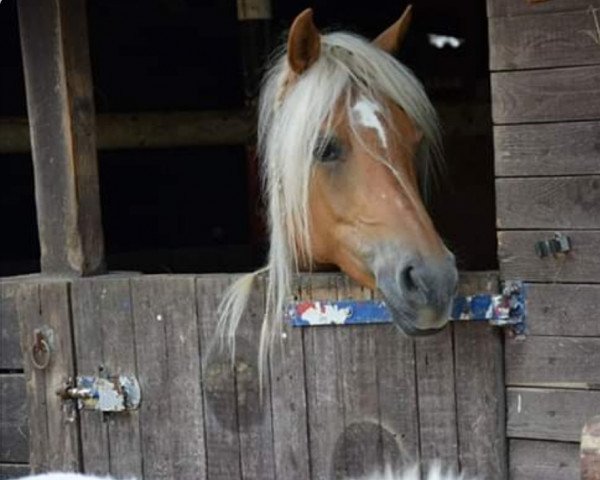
401 265 419 292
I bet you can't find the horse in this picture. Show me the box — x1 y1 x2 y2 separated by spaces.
217 5 458 377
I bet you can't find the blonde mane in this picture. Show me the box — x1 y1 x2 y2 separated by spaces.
215 31 442 379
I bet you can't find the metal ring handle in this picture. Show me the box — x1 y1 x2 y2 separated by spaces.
31 338 51 370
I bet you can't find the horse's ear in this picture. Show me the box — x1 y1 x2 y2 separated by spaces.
373 5 413 55
287 9 321 74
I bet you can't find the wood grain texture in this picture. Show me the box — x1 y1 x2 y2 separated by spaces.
489 10 600 70
16 281 80 473
506 337 600 388
71 278 144 478
269 278 310 480
18 0 104 274
0 283 22 370
496 177 600 229
523 284 600 336
492 66 600 124
131 276 206 480
509 439 580 480
487 0 599 17
494 122 600 177
507 388 600 441
415 327 458 470
196 275 242 480
0 464 30 480
581 415 600 480
498 231 600 283
0 374 29 463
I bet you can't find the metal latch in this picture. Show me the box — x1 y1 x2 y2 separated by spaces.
535 232 572 258
59 375 141 412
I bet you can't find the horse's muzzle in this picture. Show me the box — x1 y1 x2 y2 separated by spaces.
375 251 458 335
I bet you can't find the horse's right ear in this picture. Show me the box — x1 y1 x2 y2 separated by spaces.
373 4 413 55
287 9 321 74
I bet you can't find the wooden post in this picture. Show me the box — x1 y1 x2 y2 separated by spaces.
237 0 273 261
18 0 105 275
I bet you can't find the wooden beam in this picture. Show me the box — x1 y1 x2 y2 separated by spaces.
18 0 105 275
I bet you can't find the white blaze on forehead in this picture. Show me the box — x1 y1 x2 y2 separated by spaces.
351 96 388 149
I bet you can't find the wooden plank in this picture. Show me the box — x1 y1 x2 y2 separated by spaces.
496 177 600 229
509 439 579 480
506 337 600 389
507 388 600 441
494 122 600 177
233 276 276 480
415 327 458 470
0 374 29 463
523 284 600 336
498 231 600 283
453 272 506 480
0 464 30 480
71 277 144 478
0 283 22 370
131 276 205 480
269 277 310 480
0 111 255 154
302 274 346 480
489 10 600 70
487 0 598 18
492 66 600 124
196 275 242 480
16 281 81 472
18 0 104 274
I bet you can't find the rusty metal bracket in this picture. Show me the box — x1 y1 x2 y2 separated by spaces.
59 375 141 412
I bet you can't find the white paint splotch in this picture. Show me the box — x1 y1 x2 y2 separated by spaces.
352 96 388 149
300 301 351 325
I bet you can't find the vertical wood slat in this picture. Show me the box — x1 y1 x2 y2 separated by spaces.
0 283 23 370
453 272 506 480
197 276 242 480
16 280 80 473
71 278 143 479
0 374 29 463
131 277 206 480
18 0 104 275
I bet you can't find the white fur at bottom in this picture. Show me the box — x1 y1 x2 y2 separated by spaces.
12 464 476 480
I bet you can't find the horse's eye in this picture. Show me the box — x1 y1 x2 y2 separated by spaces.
314 137 343 163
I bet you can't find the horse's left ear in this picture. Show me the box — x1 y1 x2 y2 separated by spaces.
287 9 321 74
373 4 413 54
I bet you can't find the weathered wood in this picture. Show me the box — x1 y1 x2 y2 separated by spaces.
130 276 206 480
0 374 28 463
509 439 580 480
487 0 598 18
506 337 600 388
269 277 310 480
453 272 506 480
71 278 144 478
498 231 600 283
0 464 30 480
18 0 104 275
0 283 22 370
233 276 276 480
489 10 600 70
523 284 600 336
581 415 600 480
507 388 600 441
415 327 458 471
16 281 80 472
496 177 600 229
494 122 600 177
196 275 242 480
492 66 600 124
302 274 346 480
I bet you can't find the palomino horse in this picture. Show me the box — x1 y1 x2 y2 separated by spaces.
217 6 458 377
